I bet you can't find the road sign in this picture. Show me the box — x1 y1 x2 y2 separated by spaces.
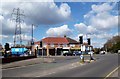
81 45 85 51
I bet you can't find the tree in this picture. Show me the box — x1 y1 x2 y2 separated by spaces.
94 48 100 54
104 35 120 53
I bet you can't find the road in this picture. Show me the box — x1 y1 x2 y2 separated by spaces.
2 56 81 77
45 54 119 77
2 54 119 77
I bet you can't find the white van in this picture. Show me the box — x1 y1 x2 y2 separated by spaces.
118 50 120 54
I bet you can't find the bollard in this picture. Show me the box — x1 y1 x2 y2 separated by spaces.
80 55 84 63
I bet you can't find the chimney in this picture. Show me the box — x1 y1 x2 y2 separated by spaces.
64 35 66 38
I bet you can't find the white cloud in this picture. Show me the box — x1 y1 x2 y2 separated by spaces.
91 3 113 13
1 1 72 45
13 34 36 41
74 23 87 34
76 3 118 48
74 32 113 48
90 12 118 30
90 33 113 39
1 1 71 25
1 0 54 2
1 1 71 38
87 25 97 33
92 41 105 48
2 18 32 35
74 23 97 34
84 3 118 31
0 35 9 39
46 24 72 36
59 3 71 18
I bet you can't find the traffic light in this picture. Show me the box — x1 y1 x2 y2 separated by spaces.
31 41 34 45
87 38 91 45
5 43 10 51
79 36 83 44
40 41 42 47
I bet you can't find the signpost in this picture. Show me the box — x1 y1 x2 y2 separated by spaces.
80 45 85 63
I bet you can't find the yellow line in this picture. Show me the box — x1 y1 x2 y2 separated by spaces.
104 65 120 79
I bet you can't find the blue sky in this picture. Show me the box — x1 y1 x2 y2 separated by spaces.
0 0 119 48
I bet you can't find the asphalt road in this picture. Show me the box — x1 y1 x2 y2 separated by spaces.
2 56 80 77
45 54 119 77
2 54 119 77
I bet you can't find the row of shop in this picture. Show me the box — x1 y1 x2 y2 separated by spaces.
36 47 81 56
34 36 93 56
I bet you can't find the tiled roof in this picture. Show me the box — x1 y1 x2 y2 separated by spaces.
42 37 69 44
34 41 40 45
34 37 79 45
66 37 79 44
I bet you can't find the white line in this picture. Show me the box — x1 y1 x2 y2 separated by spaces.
104 65 120 78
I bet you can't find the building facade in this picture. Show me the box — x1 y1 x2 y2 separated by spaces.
34 36 93 56
34 36 80 56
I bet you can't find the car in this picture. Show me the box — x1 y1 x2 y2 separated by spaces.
100 51 105 55
73 51 82 56
63 51 73 56
118 50 120 54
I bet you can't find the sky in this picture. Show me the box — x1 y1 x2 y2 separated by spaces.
0 0 119 48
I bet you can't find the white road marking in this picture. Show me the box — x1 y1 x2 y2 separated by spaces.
104 65 120 79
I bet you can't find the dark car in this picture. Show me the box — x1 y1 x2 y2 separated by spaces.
73 51 82 56
63 51 73 56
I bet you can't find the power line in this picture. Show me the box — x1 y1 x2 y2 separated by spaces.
11 8 25 47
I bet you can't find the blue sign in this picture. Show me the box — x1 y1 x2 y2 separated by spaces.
11 48 28 55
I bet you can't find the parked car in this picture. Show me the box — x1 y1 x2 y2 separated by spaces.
118 50 120 54
73 51 82 56
100 51 105 55
63 51 73 56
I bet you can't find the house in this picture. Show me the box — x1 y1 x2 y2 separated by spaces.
34 36 93 56
34 36 80 56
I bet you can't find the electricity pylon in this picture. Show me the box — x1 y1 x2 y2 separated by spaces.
11 8 25 47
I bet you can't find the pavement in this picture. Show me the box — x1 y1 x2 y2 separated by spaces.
2 56 94 69
108 66 120 78
2 57 55 69
110 70 118 77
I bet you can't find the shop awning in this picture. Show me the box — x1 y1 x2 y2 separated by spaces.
70 47 81 50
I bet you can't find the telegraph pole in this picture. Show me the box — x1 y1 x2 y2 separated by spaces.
31 24 34 45
31 24 34 56
11 8 25 47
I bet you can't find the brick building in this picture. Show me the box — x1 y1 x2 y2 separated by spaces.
34 36 80 56
34 36 93 56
